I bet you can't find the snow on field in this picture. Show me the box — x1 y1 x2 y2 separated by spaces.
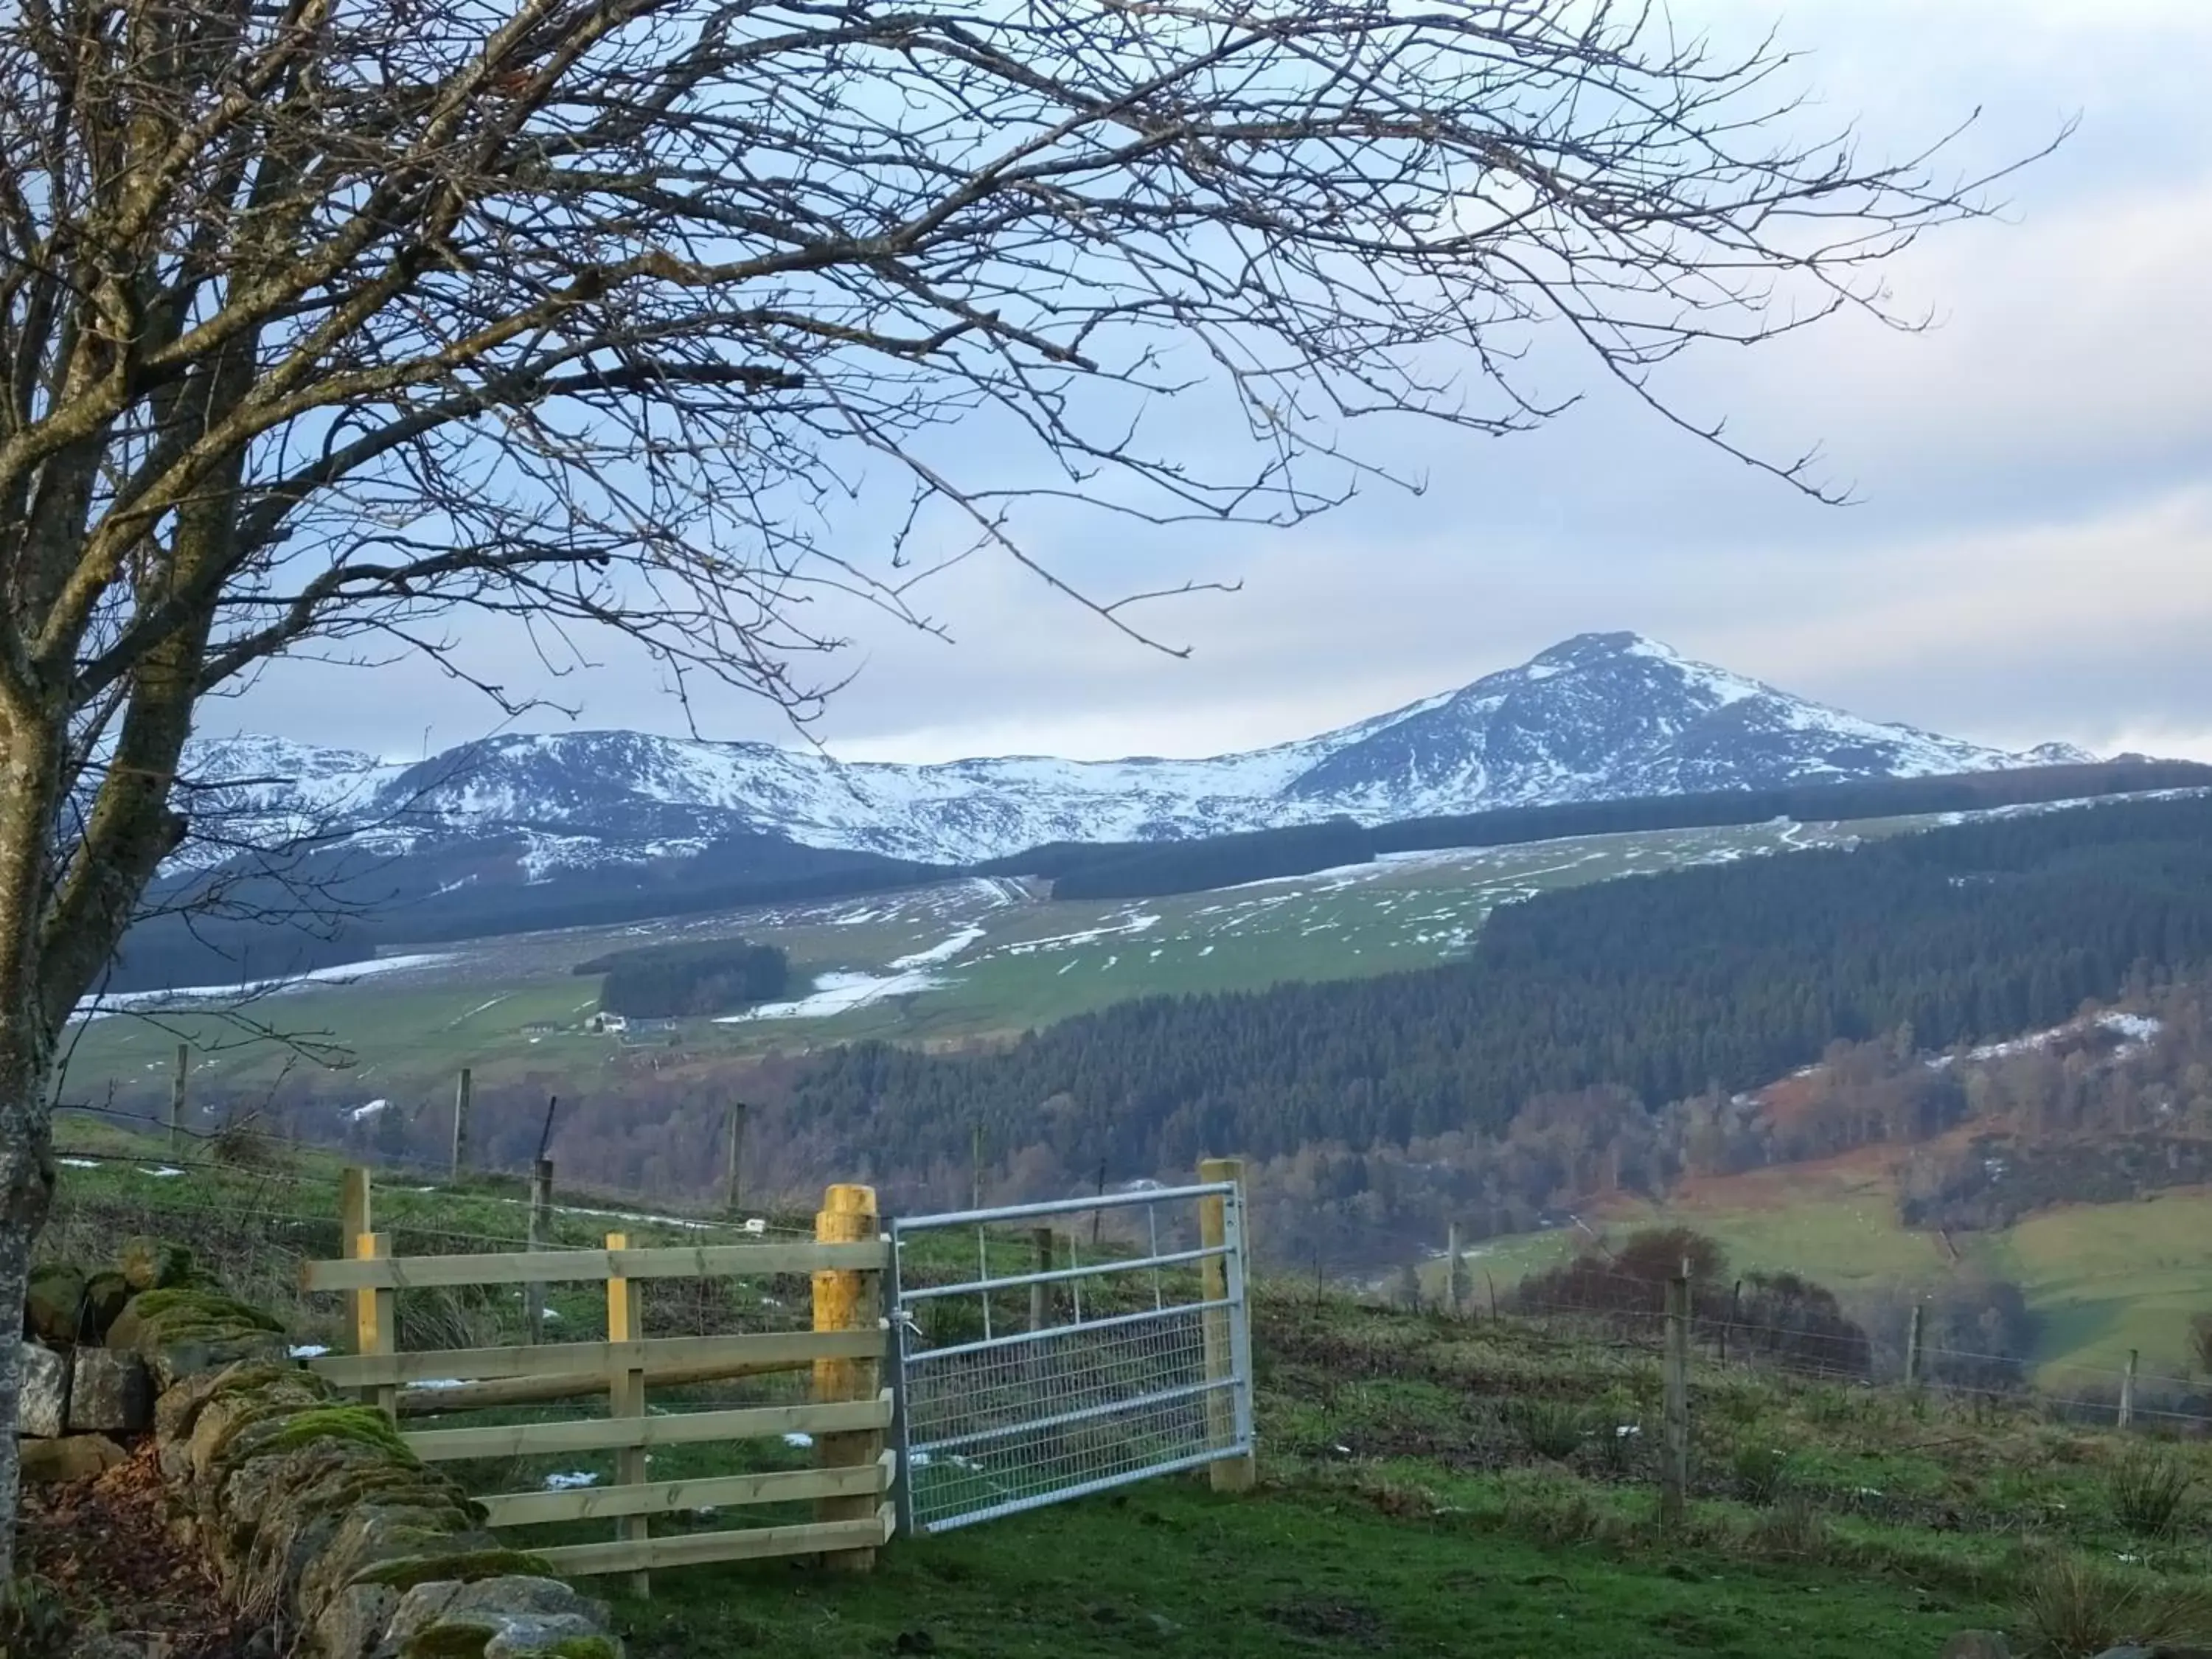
716 967 947 1022
997 913 1161 957
886 925 987 971
73 952 454 1020
349 1099 390 1121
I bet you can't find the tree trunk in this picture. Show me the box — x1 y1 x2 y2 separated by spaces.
0 1037 56 1595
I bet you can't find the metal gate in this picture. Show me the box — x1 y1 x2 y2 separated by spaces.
887 1180 1253 1535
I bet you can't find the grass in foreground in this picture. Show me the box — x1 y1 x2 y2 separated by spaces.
605 1481 1995 1659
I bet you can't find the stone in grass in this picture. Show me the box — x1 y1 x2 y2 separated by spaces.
1940 1635 2011 1659
24 1262 86 1344
18 1340 69 1437
69 1347 153 1436
118 1236 197 1293
20 1433 127 1484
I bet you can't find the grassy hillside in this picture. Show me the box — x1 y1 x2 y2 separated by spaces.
46 1138 2212 1659
63 816 1868 1097
1435 1148 2212 1385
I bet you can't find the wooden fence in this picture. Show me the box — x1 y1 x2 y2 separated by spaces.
299 1171 894 1586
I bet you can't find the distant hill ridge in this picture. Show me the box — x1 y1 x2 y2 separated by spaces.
177 632 2098 877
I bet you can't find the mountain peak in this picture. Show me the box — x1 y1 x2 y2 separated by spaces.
177 636 2096 875
1523 630 1680 671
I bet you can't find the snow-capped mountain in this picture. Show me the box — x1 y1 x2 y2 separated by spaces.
177 633 2094 874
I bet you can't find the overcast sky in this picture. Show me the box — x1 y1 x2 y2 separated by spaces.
227 0 2212 768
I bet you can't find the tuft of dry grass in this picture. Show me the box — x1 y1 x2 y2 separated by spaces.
2107 1447 2194 1537
1746 1492 1828 1560
2014 1552 2212 1659
1506 1397 1590 1462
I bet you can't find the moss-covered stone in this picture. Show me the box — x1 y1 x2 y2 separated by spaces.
25 1262 86 1344
155 1360 301 1482
257 1402 414 1463
126 1285 286 1336
399 1621 499 1659
118 1236 196 1292
188 1372 332 1485
543 1641 622 1659
114 1293 291 1390
352 1549 558 1593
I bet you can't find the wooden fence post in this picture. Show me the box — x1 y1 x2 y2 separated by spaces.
970 1120 984 1211
357 1234 397 1422
2121 1349 2138 1430
339 1166 384 1411
813 1184 882 1571
1905 1304 1924 1388
341 1166 372 1260
1660 1265 1689 1533
605 1231 649 1599
724 1102 747 1215
1719 1279 1742 1366
169 1043 188 1155
449 1068 473 1182
1444 1223 1462 1316
1030 1227 1053 1332
524 1159 553 1344
1197 1156 1255 1495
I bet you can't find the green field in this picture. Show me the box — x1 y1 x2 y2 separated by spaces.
66 817 1877 1097
1437 1161 2212 1387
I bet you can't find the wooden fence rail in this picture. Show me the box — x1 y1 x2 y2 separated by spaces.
299 1167 895 1586
301 1240 886 1291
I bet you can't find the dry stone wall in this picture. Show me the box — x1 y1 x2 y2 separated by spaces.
22 1236 625 1659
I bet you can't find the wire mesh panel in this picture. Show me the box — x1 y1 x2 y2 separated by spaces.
889 1183 1251 1534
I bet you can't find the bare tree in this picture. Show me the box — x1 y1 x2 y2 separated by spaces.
0 0 2041 1576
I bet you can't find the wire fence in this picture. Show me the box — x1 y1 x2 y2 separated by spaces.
1390 1253 2212 1436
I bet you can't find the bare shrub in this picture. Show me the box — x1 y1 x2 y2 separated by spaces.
2189 1313 2212 1377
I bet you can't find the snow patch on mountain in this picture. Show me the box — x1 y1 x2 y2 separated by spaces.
175 633 2094 874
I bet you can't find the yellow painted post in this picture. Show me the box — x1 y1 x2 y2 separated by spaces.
1197 1157 1255 1494
606 1231 649 1599
340 1169 387 1413
355 1233 397 1421
812 1183 882 1571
